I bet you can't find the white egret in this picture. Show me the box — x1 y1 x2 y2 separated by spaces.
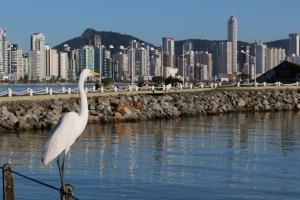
41 69 99 189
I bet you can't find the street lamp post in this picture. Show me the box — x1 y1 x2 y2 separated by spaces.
241 50 256 85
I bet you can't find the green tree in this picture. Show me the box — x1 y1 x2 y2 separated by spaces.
152 76 165 87
165 76 183 86
102 77 113 87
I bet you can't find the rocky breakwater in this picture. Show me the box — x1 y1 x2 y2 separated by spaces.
1 89 300 131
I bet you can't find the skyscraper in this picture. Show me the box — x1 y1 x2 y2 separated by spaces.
30 33 46 80
0 28 9 79
217 42 232 76
254 41 267 75
45 44 59 79
288 33 299 56
10 44 23 81
162 37 176 77
228 16 238 73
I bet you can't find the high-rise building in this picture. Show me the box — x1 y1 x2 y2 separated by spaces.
0 28 8 79
59 52 69 80
10 44 23 81
150 48 161 77
254 41 267 75
162 37 176 77
29 50 42 80
228 16 238 73
217 42 232 77
135 45 151 80
30 33 46 80
194 51 213 80
77 45 95 75
45 45 59 79
265 47 286 71
289 33 299 56
22 54 30 80
240 46 250 75
93 35 101 47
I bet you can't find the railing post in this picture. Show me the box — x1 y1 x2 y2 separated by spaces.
114 86 118 92
135 86 139 91
7 89 12 97
92 86 96 92
29 89 33 96
237 82 240 87
45 87 49 94
180 83 183 90
297 82 299 87
278 82 281 87
151 85 155 91
85 87 88 93
263 82 266 87
211 83 214 88
100 86 104 93
214 82 218 88
163 85 166 91
200 83 204 89
61 184 75 200
189 83 193 89
3 163 15 200
68 88 71 94
128 85 132 92
49 88 53 95
62 87 66 93
219 82 222 87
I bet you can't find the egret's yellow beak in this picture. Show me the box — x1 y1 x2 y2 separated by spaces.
90 71 100 77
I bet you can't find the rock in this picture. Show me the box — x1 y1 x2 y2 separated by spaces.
238 99 246 107
117 101 125 112
114 112 122 121
120 107 132 115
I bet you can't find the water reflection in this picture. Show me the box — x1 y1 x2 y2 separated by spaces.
0 112 300 199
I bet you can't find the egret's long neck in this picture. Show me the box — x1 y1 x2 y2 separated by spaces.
78 75 88 118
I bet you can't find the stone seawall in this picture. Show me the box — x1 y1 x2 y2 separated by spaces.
1 89 300 130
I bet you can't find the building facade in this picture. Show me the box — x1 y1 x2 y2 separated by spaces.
228 16 238 73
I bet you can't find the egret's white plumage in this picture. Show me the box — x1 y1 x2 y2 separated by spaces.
41 69 98 167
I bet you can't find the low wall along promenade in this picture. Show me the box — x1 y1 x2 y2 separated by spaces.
0 83 300 130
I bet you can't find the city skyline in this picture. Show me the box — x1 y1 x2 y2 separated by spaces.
1 0 300 51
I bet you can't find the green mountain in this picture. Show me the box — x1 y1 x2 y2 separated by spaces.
54 28 155 53
55 28 289 55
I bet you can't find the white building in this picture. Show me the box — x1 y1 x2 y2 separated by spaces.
162 37 175 77
45 45 59 79
255 41 267 76
228 16 238 73
31 33 46 79
10 44 23 81
265 47 286 71
289 33 299 56
0 28 9 79
59 52 69 80
29 50 42 80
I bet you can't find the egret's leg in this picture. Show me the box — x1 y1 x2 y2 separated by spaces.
61 152 65 188
57 155 64 187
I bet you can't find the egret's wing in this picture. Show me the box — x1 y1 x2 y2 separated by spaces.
41 112 82 166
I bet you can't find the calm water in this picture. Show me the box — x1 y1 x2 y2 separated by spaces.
0 84 95 93
1 112 300 199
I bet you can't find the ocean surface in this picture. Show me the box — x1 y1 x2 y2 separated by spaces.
1 112 300 199
0 84 94 93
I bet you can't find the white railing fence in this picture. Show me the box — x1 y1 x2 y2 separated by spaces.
0 82 299 97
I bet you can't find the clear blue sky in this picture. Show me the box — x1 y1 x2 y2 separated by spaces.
1 0 299 51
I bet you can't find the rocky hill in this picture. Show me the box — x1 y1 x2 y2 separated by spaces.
54 28 289 55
